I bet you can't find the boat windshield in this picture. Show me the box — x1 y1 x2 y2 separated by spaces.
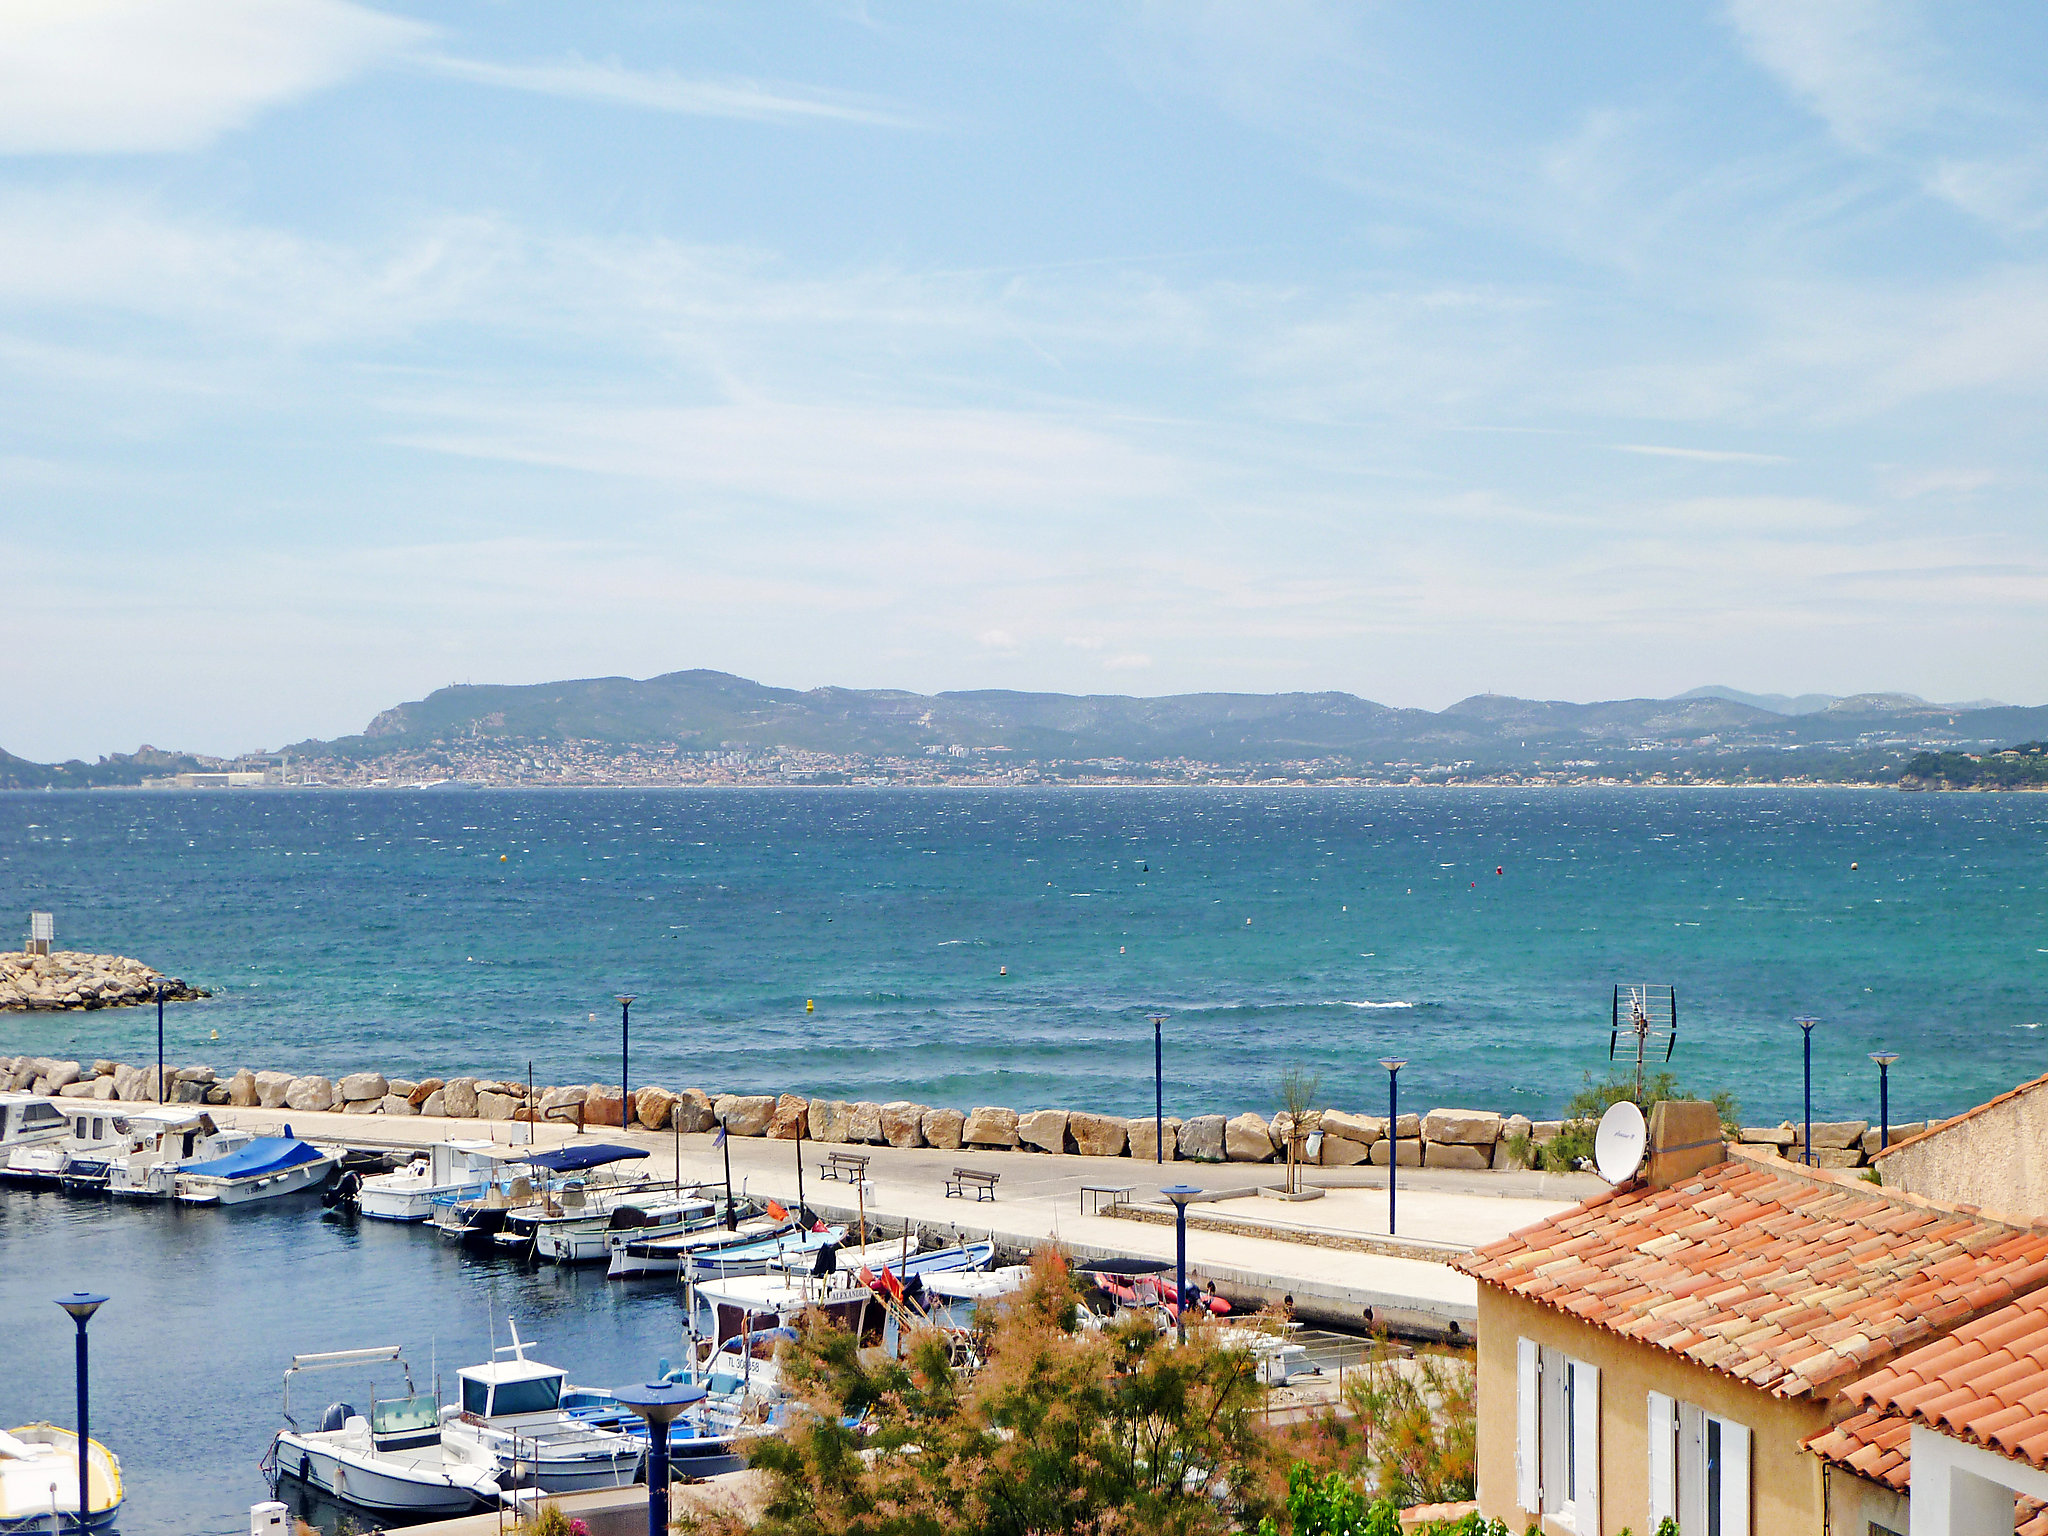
373 1394 441 1435
489 1374 564 1416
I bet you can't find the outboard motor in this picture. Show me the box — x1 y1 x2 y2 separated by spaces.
317 1402 356 1433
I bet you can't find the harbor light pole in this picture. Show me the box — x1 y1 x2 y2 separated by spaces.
1380 1059 1406 1236
616 995 636 1130
154 981 165 1104
613 1380 705 1536
54 1293 106 1534
1161 1185 1200 1342
1871 1050 1898 1151
1795 1017 1818 1165
1151 1014 1167 1165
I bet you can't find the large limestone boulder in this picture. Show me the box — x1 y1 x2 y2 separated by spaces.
1320 1109 1383 1145
283 1075 336 1112
205 1084 233 1105
386 1078 419 1098
477 1090 517 1121
583 1091 625 1128
85 1077 118 1101
1393 1112 1420 1140
1530 1119 1563 1145
342 1097 381 1115
1740 1124 1796 1148
922 1107 966 1150
1179 1114 1227 1163
1319 1135 1373 1168
1016 1109 1069 1154
176 1065 216 1087
226 1069 259 1107
768 1094 809 1140
1801 1120 1869 1152
380 1094 416 1117
408 1077 445 1107
636 1087 679 1131
1369 1138 1422 1167
1811 1146 1865 1170
112 1064 150 1101
1128 1115 1182 1162
1069 1112 1128 1158
254 1070 295 1108
443 1077 480 1117
537 1085 588 1120
809 1100 854 1143
1861 1122 1925 1155
57 1081 94 1098
1421 1109 1502 1147
963 1106 1019 1148
716 1094 776 1137
1225 1112 1277 1163
419 1089 446 1117
44 1061 82 1091
847 1102 884 1144
879 1102 927 1148
671 1089 717 1133
1426 1142 1490 1170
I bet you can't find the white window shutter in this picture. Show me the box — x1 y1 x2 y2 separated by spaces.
1720 1419 1751 1536
1571 1360 1601 1534
1679 1403 1707 1534
1647 1390 1677 1530
1543 1348 1569 1519
1516 1338 1541 1514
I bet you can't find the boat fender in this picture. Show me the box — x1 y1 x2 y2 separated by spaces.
318 1402 356 1433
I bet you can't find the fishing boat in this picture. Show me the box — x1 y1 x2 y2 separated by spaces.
694 1242 998 1346
354 1140 531 1222
0 1095 80 1188
764 1233 924 1274
175 1135 339 1205
682 1222 846 1281
527 1192 721 1265
0 1423 122 1533
487 1144 661 1257
606 1209 787 1279
270 1347 502 1517
101 1109 254 1199
438 1326 644 1493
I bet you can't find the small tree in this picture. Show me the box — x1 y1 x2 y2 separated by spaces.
1278 1068 1323 1195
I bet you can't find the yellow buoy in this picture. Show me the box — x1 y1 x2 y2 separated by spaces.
806 999 815 1013
999 965 1008 977
209 1028 219 1041
500 854 507 862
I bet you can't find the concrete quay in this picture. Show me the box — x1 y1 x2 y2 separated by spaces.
207 1103 1595 1340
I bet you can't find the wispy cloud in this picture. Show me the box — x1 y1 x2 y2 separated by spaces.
1615 444 1790 464
417 54 918 128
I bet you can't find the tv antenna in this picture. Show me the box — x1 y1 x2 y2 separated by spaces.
1610 984 1677 1099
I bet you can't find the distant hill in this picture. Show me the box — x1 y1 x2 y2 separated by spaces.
1678 685 1841 715
0 745 209 791
1901 742 2048 790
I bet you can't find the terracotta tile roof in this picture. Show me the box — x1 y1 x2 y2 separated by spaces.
1459 1146 2048 1399
1836 1285 2048 1472
1871 1068 2048 1164
1805 1408 1911 1490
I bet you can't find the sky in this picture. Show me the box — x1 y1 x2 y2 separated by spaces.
4 1 2048 760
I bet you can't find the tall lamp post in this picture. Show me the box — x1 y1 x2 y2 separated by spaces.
54 1293 107 1534
1871 1051 1899 1151
1161 1185 1200 1342
1379 1058 1406 1236
154 981 165 1104
612 1381 705 1536
1151 1014 1167 1165
616 995 636 1131
1795 1017 1819 1166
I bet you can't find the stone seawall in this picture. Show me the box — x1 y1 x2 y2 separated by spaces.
0 952 207 1011
0 1051 1909 1171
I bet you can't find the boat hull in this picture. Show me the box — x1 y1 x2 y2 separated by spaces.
274 1438 492 1517
178 1154 338 1206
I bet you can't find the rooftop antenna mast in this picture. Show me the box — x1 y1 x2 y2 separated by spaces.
1610 984 1678 1101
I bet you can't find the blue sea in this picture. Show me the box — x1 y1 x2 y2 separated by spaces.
2 786 2044 1128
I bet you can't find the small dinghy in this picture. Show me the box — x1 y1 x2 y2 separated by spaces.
0 1423 122 1534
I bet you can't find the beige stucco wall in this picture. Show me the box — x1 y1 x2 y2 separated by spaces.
1476 1286 1833 1535
1878 1081 2048 1219
1823 1465 1908 1536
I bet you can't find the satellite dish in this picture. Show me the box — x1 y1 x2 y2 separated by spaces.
1594 1100 1647 1184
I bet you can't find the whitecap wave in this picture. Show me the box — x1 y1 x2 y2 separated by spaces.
1338 999 1415 1010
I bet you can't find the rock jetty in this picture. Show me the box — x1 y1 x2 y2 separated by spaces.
0 1047 1906 1173
0 951 207 1011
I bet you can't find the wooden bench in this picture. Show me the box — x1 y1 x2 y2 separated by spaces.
820 1150 870 1184
944 1167 999 1202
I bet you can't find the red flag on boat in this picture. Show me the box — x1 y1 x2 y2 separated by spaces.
857 1265 879 1290
765 1200 788 1222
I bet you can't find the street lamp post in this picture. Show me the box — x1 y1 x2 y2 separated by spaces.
612 1381 706 1536
616 995 636 1130
1161 1185 1200 1342
54 1293 106 1534
1795 1017 1819 1166
1871 1051 1899 1151
154 982 165 1104
1151 1014 1167 1165
1380 1059 1406 1236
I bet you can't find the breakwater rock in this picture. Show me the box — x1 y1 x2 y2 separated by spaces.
0 951 207 1011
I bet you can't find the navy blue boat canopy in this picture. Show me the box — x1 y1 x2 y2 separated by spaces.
527 1143 650 1174
181 1136 326 1180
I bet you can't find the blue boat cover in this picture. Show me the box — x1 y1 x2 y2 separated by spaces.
180 1136 326 1180
527 1142 650 1174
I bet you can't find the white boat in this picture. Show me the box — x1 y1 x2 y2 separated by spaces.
765 1233 924 1275
175 1136 339 1205
438 1327 643 1493
272 1347 501 1517
0 1423 122 1533
528 1193 720 1264
694 1244 996 1347
607 1212 789 1279
0 1095 76 1187
101 1109 254 1199
683 1223 846 1281
923 1264 1032 1303
356 1140 530 1222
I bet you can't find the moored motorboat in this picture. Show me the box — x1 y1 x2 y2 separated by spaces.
355 1140 529 1222
438 1326 643 1493
175 1135 339 1205
271 1346 502 1517
0 1423 122 1534
0 1095 81 1188
682 1222 846 1281
102 1109 253 1200
529 1192 720 1265
606 1209 786 1279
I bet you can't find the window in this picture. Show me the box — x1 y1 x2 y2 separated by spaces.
1515 1338 1600 1532
487 1374 564 1416
461 1377 489 1416
1647 1392 1751 1536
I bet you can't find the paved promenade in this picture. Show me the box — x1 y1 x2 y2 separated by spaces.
200 1103 1598 1336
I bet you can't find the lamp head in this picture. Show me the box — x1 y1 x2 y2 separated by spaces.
1794 1014 1820 1032
613 1380 705 1426
1871 1050 1899 1069
1160 1183 1201 1207
54 1292 108 1324
1378 1058 1407 1074
616 994 637 1005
